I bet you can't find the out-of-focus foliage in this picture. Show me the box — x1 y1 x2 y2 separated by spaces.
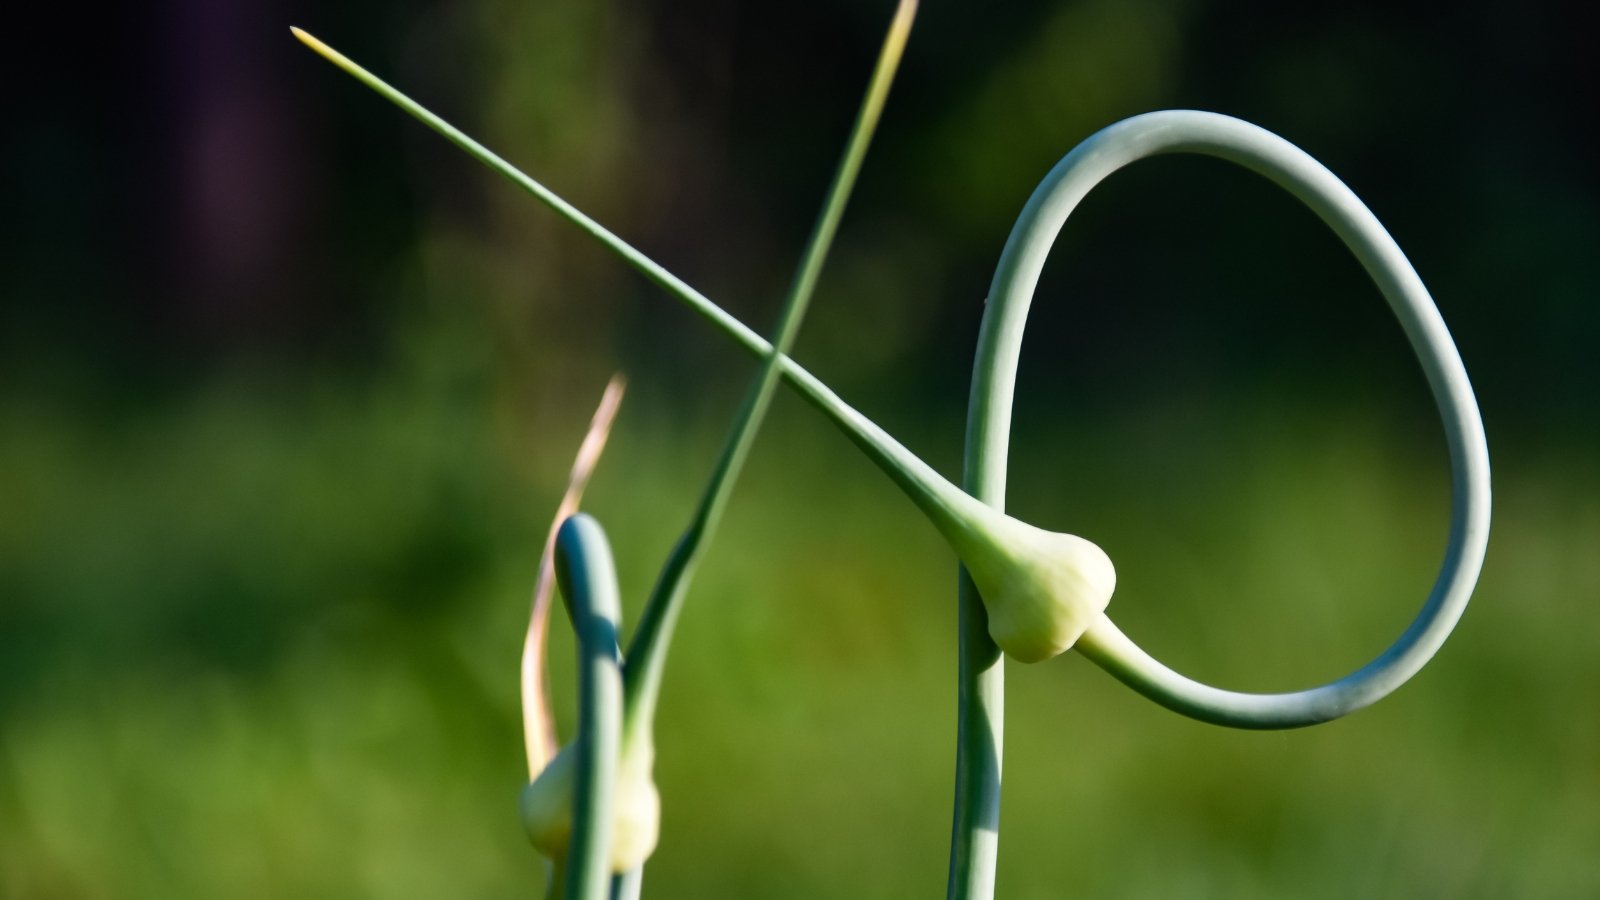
2 0 1595 896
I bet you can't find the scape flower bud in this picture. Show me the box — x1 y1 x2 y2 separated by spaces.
796 395 1118 663
944 508 1116 662
519 741 661 874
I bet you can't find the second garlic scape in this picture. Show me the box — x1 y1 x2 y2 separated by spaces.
520 741 661 875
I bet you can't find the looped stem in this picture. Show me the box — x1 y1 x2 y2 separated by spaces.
975 109 1491 731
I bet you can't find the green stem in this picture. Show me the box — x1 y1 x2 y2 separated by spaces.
553 515 625 900
288 27 756 362
622 0 921 748
547 859 567 900
287 23 968 545
943 218 1016 900
990 109 1491 729
609 870 641 900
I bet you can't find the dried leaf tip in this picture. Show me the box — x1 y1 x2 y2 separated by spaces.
522 375 627 779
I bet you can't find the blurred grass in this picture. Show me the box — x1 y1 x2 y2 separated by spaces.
2 352 1596 899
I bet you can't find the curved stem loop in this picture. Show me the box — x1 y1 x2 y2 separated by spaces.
978 110 1491 729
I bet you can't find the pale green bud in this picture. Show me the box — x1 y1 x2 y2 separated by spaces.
518 742 661 874
948 511 1116 663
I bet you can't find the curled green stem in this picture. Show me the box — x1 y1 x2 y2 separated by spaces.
977 109 1489 728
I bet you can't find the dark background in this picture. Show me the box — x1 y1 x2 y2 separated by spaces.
3 0 1596 897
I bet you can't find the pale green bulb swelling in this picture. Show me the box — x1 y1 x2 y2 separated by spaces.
945 509 1116 663
519 743 662 874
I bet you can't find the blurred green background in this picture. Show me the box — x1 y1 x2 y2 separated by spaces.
3 0 1596 896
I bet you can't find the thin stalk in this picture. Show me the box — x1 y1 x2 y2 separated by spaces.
290 28 770 375
553 514 626 900
944 224 1016 900
287 26 959 537
619 0 919 748
612 4 916 891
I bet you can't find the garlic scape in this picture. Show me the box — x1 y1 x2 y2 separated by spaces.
520 512 660 898
291 14 1112 663
520 728 662 877
514 379 655 894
